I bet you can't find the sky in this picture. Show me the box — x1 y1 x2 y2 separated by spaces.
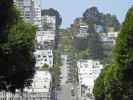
41 0 133 28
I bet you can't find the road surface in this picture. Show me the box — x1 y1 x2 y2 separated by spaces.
57 55 77 100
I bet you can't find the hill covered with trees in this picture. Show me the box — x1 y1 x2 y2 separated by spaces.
83 7 120 33
67 7 121 62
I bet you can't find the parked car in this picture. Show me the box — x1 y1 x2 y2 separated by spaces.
71 87 75 96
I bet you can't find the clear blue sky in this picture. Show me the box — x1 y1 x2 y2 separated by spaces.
41 0 133 28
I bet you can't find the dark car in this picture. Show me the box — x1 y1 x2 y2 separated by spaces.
71 88 75 96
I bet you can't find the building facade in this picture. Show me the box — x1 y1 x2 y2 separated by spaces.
14 0 34 23
32 0 42 26
100 32 118 46
42 15 56 31
34 49 53 69
0 71 52 100
14 0 42 26
35 30 55 49
75 18 89 38
24 71 52 100
94 24 104 33
77 59 103 99
100 32 118 61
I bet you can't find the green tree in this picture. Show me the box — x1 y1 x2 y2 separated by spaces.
0 0 17 42
42 64 49 71
93 6 133 100
0 1 36 93
82 7 121 63
83 7 120 32
87 31 104 60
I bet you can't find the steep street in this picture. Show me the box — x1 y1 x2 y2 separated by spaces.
57 55 78 100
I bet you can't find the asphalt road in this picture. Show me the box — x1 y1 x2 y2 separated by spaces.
56 54 95 100
57 83 76 100
57 55 77 100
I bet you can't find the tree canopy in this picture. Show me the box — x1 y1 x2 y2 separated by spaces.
0 1 36 93
0 0 17 42
83 7 120 32
71 17 104 60
93 6 133 100
82 7 121 62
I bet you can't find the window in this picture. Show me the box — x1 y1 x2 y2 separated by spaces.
43 56 46 58
49 55 52 58
38 55 41 58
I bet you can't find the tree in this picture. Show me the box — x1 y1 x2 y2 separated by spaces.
93 64 116 100
0 1 36 93
110 6 133 99
83 7 101 25
93 6 133 100
0 0 16 42
42 64 49 71
83 7 120 32
82 7 121 62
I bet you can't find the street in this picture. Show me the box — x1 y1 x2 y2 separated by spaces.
57 83 76 100
57 55 78 100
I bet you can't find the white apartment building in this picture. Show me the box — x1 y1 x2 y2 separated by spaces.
0 71 52 100
34 49 53 69
36 30 55 49
77 59 103 99
25 71 52 99
14 0 34 23
23 71 52 100
75 18 89 38
14 0 42 26
42 15 56 31
79 23 88 34
32 0 42 26
31 71 52 93
100 32 118 46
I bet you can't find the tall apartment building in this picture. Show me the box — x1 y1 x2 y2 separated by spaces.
77 59 103 99
35 30 55 49
32 0 42 27
14 0 34 23
14 0 42 26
